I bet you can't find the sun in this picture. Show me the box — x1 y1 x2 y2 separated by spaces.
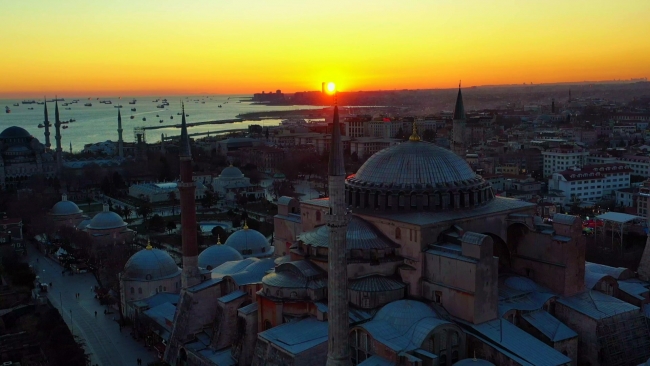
326 82 336 94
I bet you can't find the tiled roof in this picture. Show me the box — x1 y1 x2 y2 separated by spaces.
258 317 328 355
552 213 578 225
557 290 639 320
459 318 572 366
143 302 176 333
584 271 611 289
617 279 650 300
349 276 406 293
238 302 258 315
358 355 396 366
521 310 577 342
218 290 246 303
212 258 276 285
585 262 631 279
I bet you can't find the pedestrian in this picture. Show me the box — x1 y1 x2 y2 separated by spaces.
36 258 39 263
49 282 52 288
94 311 97 317
90 286 94 292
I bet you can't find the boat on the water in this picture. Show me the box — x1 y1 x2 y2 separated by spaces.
131 108 136 112
156 114 159 117
177 112 182 115
114 105 123 108
157 105 165 108
84 103 92 106
186 114 189 117
65 107 71 110
22 100 36 104
159 120 163 123
62 125 68 129
130 116 134 119
13 103 19 106
170 116 173 119
142 117 146 121
28 107 34 110
38 124 44 128
129 100 136 104
218 105 222 108
70 119 76 122
5 107 10 113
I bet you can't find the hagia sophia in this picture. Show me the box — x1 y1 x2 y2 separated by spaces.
4 90 650 366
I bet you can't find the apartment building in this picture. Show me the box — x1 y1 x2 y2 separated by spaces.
542 146 589 178
548 164 631 205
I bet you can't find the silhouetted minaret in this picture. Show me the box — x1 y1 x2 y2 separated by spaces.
451 83 467 157
43 98 51 149
178 104 200 289
160 133 166 154
552 98 555 114
69 142 72 154
54 99 63 172
326 105 350 366
117 109 124 158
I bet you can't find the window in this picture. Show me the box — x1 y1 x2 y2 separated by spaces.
316 211 321 221
395 227 401 239
434 291 442 304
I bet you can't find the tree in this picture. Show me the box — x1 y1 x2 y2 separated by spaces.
122 206 133 221
211 225 227 241
166 220 176 234
201 190 215 212
168 191 178 215
149 214 165 231
136 202 153 223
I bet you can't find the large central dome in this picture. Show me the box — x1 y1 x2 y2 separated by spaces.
345 138 494 212
351 140 479 188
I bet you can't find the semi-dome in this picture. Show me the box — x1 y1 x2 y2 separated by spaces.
87 204 127 230
345 129 494 212
198 244 243 270
123 244 180 281
0 126 32 139
219 165 244 179
224 224 272 258
50 194 82 216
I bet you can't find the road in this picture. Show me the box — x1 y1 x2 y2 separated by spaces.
28 245 157 366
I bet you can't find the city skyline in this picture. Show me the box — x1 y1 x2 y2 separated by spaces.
1 0 649 97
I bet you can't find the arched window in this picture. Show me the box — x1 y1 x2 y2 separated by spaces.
395 227 401 239
316 211 321 221
130 287 134 294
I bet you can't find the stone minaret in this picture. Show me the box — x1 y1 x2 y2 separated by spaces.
160 133 166 154
43 98 51 149
54 99 63 172
178 104 200 289
117 109 124 158
69 142 72 154
326 106 350 366
451 84 467 157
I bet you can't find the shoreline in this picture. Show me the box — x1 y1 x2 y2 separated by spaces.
236 107 330 119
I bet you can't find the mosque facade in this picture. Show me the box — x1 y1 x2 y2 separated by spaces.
0 126 57 189
118 91 650 366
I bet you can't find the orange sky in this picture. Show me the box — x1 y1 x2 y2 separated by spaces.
2 0 649 97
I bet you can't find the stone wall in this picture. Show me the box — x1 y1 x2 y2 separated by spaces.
554 302 599 366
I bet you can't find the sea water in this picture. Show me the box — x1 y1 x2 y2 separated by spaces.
0 95 320 150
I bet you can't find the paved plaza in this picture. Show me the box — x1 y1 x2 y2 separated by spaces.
27 245 158 366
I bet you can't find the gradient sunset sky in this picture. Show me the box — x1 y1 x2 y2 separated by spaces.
2 0 649 96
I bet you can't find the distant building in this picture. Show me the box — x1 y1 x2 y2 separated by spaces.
211 165 263 201
0 126 57 189
129 181 207 203
548 164 632 205
542 146 589 178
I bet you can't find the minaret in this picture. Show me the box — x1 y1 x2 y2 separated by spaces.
451 83 467 157
54 99 63 172
160 133 166 154
117 109 124 158
43 98 51 149
178 103 200 289
326 105 350 366
69 142 72 154
552 98 555 114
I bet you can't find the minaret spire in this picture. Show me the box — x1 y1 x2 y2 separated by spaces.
43 97 51 149
177 102 199 289
54 97 63 173
451 85 467 157
326 103 351 366
117 108 124 158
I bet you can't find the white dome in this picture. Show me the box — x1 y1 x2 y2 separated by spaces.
87 208 126 230
51 197 82 216
198 244 243 270
123 246 180 281
219 166 244 179
224 227 272 257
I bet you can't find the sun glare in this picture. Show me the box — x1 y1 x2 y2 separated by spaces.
326 82 336 94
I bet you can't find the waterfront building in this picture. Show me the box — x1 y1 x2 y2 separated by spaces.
0 126 57 189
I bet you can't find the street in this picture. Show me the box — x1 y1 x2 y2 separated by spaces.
27 244 157 366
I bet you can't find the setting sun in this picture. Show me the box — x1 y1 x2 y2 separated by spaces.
326 82 336 94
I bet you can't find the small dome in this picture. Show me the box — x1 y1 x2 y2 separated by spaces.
198 244 243 270
219 166 244 179
374 300 437 332
0 126 32 139
224 227 272 258
123 247 180 281
51 198 82 216
87 207 127 230
349 140 480 189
